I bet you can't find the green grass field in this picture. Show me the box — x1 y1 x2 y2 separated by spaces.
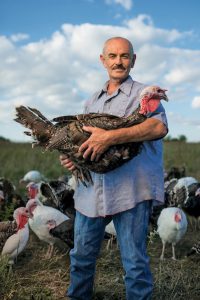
1 140 200 186
0 140 200 300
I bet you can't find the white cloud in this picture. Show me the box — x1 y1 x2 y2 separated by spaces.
105 0 133 10
192 96 200 108
10 33 29 42
124 15 193 44
0 15 200 142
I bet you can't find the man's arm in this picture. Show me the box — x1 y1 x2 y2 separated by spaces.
79 118 167 161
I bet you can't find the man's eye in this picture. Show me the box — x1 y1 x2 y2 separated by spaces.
122 55 129 59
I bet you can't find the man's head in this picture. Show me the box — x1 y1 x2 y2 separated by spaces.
100 37 136 82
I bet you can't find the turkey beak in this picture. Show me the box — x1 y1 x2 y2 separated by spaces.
161 89 169 101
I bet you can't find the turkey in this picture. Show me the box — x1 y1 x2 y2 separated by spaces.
26 198 69 258
0 178 24 221
181 187 200 230
26 181 40 200
0 220 17 251
166 177 199 207
14 86 168 185
1 207 29 265
41 180 75 218
20 170 45 184
165 166 186 181
105 220 117 250
0 177 15 204
186 240 200 256
149 178 178 230
47 218 74 249
157 207 188 260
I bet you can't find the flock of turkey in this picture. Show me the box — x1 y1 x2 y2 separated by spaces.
0 166 199 268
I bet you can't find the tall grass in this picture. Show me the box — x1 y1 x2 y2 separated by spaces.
1 140 200 186
0 141 69 190
164 141 200 180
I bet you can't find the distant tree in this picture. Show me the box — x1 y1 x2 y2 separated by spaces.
178 135 187 142
164 134 187 142
164 134 172 142
0 136 10 142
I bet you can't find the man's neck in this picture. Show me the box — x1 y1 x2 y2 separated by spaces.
107 77 127 95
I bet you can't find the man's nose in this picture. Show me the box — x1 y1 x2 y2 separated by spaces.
115 55 122 64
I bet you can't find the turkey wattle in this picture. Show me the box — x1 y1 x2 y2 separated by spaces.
14 86 168 185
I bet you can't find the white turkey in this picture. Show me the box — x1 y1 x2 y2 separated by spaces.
26 198 69 258
105 220 117 250
20 170 45 184
157 207 188 260
14 86 168 185
1 207 29 265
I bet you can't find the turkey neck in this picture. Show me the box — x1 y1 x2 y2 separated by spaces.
121 106 146 127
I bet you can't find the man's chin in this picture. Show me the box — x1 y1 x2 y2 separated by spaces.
111 74 128 81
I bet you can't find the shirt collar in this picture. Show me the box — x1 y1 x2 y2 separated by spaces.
97 75 134 99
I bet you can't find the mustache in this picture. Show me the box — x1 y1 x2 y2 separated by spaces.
112 65 126 70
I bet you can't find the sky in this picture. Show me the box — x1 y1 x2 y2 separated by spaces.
0 0 200 142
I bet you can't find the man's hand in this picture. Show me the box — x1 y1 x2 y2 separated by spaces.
60 155 76 171
79 126 113 161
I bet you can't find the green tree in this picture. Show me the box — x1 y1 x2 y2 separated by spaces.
178 134 187 142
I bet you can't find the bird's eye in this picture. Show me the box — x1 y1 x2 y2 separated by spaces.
157 89 162 93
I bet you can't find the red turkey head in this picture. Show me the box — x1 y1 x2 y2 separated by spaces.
26 182 39 199
139 85 168 115
13 207 29 231
26 199 41 218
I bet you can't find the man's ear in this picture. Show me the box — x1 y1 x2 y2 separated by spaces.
131 54 136 68
100 54 106 67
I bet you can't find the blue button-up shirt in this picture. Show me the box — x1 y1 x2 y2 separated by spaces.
74 76 168 217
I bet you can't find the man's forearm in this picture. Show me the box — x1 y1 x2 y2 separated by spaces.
108 118 168 145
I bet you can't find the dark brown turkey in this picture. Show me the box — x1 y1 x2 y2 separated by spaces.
14 85 168 185
0 220 17 252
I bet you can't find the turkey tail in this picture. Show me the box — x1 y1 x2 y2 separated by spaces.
14 106 55 146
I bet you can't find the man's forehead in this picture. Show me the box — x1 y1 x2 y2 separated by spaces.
104 40 131 53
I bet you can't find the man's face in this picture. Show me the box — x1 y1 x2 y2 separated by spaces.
100 39 136 82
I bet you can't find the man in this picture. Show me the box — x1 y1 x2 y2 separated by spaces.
60 37 168 300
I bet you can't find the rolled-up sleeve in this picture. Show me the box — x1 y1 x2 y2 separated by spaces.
148 103 168 130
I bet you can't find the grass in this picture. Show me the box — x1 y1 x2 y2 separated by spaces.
164 141 200 180
0 227 199 300
0 140 200 299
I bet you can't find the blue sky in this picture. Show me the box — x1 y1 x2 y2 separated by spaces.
1 0 200 142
